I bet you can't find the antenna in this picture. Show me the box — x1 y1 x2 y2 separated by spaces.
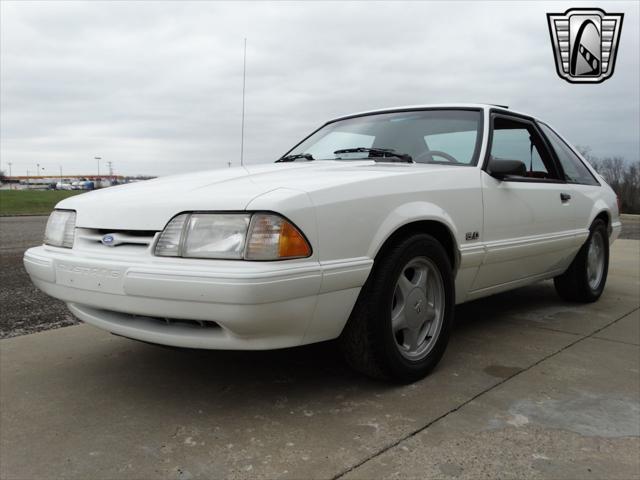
240 38 247 167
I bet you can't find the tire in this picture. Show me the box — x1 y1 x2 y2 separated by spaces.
339 233 455 383
554 219 609 303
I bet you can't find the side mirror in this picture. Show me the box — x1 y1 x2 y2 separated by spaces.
488 157 527 180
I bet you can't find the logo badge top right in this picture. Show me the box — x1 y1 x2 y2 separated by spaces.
547 8 624 84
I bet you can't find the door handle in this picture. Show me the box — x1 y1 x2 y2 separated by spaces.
560 192 571 202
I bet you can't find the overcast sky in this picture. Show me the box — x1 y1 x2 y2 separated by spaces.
1 1 638 177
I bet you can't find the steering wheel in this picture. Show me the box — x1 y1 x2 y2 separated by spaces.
414 150 460 164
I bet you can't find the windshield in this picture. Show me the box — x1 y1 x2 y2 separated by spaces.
285 109 483 165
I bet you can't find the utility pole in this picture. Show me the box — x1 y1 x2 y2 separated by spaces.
106 160 113 180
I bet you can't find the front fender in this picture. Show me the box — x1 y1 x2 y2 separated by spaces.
245 187 321 262
366 201 460 261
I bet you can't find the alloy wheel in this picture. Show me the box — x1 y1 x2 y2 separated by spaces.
391 257 445 360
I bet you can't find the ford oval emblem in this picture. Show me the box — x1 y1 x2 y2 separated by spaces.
101 234 115 246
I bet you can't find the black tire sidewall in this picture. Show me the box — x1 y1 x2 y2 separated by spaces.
581 220 609 299
370 234 455 382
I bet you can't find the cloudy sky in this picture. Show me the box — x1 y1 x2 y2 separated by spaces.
1 1 638 177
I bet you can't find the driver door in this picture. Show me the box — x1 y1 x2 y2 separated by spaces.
472 113 579 293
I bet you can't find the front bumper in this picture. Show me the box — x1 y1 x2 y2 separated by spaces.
24 246 372 349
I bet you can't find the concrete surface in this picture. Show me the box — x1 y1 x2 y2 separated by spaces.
1 239 638 479
344 326 640 480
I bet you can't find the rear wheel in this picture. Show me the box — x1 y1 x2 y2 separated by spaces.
340 233 454 383
554 219 609 302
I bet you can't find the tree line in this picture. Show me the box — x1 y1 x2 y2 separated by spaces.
576 147 640 214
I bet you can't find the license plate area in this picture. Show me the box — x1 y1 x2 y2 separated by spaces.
55 261 126 294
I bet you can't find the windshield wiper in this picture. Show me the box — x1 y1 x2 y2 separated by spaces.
333 147 413 163
276 153 315 163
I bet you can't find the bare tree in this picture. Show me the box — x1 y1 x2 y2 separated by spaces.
599 157 625 188
578 147 639 214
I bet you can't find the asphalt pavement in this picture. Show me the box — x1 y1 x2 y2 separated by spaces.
0 216 77 338
0 215 639 479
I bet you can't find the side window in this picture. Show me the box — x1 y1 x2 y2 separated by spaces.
490 117 559 179
538 123 599 186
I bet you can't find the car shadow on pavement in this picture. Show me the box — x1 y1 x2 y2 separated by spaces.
78 281 569 405
454 280 566 331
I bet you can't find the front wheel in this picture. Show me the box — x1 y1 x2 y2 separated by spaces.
340 233 455 383
554 219 609 302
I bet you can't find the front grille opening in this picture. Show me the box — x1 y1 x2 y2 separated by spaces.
75 228 158 252
95 229 158 237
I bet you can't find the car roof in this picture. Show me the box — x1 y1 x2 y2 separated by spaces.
329 103 536 123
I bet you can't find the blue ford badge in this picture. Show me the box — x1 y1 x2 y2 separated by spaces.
101 234 115 246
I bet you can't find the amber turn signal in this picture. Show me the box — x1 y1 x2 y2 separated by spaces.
279 220 311 258
245 213 311 260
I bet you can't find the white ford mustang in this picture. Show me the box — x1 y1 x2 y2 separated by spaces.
24 104 621 382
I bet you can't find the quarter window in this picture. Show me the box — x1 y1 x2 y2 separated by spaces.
538 123 599 185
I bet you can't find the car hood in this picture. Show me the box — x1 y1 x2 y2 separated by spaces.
58 161 457 230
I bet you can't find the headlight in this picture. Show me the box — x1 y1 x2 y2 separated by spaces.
155 212 311 260
44 210 76 248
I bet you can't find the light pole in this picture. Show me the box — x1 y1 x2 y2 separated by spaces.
36 163 40 177
8 162 12 190
94 156 102 187
59 165 63 187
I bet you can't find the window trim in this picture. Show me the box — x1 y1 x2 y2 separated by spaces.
536 121 601 186
280 107 485 167
482 110 567 183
